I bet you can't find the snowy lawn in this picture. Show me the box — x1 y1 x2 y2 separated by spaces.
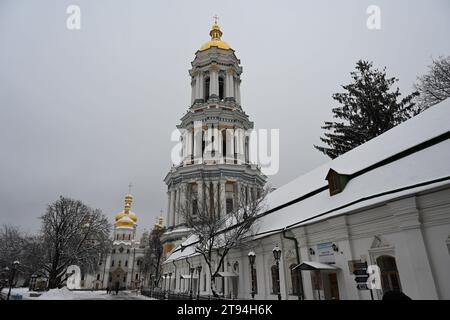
2 287 155 300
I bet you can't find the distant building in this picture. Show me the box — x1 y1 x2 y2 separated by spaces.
69 193 162 290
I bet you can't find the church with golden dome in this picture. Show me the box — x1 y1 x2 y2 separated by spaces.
68 191 164 290
105 192 145 290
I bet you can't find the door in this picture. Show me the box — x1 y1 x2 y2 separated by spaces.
328 273 340 300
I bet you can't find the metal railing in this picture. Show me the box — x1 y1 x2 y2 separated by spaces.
141 288 230 300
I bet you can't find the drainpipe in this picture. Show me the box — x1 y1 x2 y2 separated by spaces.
172 260 177 292
283 228 304 300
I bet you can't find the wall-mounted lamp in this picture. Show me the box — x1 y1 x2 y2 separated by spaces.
309 248 315 255
332 243 339 252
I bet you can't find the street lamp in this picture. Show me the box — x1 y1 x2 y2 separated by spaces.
272 245 282 301
168 272 172 294
332 243 339 252
7 261 20 300
189 267 195 300
163 272 167 298
196 265 202 299
248 251 256 299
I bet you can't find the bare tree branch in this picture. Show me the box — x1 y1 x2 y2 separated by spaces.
177 183 268 297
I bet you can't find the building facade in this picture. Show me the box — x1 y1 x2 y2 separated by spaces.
161 22 266 256
68 193 148 290
160 24 450 299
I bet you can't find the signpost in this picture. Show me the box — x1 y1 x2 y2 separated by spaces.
352 261 374 300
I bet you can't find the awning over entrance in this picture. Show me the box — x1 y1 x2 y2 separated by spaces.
217 271 239 277
181 274 199 279
292 261 338 271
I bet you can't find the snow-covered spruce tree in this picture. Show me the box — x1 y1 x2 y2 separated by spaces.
314 60 419 159
178 185 268 297
414 56 450 111
40 196 111 289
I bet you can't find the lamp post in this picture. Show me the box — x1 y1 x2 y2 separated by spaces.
248 251 256 299
185 257 192 300
196 265 202 299
189 267 195 300
163 272 167 299
168 272 172 295
272 245 282 301
7 261 20 300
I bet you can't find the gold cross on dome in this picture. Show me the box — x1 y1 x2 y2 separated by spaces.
128 182 132 194
213 14 219 24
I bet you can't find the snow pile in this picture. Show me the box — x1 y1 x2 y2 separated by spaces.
37 287 76 300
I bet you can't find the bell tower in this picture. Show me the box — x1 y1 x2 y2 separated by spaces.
161 20 266 255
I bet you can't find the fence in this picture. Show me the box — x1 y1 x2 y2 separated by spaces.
141 288 230 300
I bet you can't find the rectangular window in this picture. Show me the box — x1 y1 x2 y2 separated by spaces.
111 260 114 267
192 199 198 217
226 198 233 214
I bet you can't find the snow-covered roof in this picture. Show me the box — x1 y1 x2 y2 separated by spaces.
164 234 199 263
257 99 450 235
164 99 450 262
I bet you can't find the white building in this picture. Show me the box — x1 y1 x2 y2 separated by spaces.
69 193 147 290
161 23 450 300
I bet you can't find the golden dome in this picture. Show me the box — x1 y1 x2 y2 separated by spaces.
115 210 138 223
116 215 135 229
114 192 138 228
198 23 232 52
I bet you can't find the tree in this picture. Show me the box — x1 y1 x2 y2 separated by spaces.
39 196 111 289
315 60 419 159
0 225 26 290
142 225 165 288
178 184 268 297
415 56 450 110
0 225 26 269
0 225 44 286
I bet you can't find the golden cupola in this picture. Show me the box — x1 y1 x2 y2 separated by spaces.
115 193 138 228
198 22 232 52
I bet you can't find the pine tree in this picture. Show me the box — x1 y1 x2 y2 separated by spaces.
315 60 419 159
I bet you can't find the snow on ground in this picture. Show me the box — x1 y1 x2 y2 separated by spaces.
2 287 155 300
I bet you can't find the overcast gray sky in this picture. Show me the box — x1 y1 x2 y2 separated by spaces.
1 0 449 235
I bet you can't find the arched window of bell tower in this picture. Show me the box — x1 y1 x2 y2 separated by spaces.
202 130 206 157
219 77 224 101
222 130 227 160
204 77 210 101
245 136 250 163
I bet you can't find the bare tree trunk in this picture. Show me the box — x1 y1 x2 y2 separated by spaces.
210 274 219 297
